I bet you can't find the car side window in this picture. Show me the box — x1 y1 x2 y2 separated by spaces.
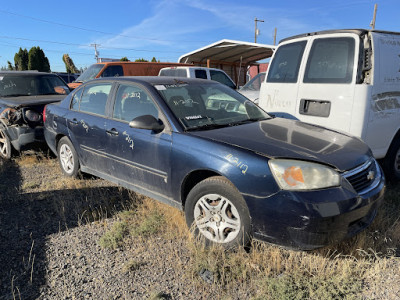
113 84 158 122
195 69 207 79
75 83 112 116
210 70 236 89
70 88 83 110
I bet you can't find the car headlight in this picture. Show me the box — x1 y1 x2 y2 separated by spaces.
268 159 340 190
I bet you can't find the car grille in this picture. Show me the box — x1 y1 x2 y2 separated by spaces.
343 159 381 194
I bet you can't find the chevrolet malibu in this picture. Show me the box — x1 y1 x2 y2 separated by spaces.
43 77 385 250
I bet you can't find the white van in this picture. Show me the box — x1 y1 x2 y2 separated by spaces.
158 66 237 89
259 29 400 180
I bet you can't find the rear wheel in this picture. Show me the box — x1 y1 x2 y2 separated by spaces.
57 137 80 177
382 137 400 182
0 127 11 160
185 176 251 248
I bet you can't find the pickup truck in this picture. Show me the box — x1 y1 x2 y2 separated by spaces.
0 71 70 159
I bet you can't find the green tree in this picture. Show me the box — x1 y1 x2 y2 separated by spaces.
151 57 159 62
14 48 29 70
7 61 14 70
62 54 78 73
135 58 148 62
120 57 129 61
28 46 50 72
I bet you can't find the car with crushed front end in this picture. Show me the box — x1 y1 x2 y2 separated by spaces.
43 76 385 250
0 71 70 159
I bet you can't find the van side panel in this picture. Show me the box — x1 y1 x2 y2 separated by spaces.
366 32 400 158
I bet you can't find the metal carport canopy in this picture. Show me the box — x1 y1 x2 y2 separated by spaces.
178 39 275 65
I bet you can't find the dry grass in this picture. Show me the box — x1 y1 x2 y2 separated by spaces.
104 186 400 299
13 152 400 299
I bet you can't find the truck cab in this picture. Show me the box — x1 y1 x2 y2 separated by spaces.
259 29 400 180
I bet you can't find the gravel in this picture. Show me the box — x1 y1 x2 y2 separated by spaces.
0 154 399 299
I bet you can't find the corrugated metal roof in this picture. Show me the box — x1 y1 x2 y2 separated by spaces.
178 39 275 65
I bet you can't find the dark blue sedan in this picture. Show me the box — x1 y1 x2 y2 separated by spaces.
43 77 385 249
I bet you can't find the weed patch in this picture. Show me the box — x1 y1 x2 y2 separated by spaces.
99 219 129 249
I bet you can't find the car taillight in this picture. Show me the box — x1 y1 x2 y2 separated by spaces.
43 105 47 123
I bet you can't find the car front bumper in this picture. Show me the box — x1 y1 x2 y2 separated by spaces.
245 173 385 250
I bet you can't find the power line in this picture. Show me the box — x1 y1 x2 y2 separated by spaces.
0 35 184 54
0 9 213 44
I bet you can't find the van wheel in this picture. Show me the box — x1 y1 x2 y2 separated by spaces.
184 176 251 249
57 137 80 177
382 138 400 182
0 127 12 160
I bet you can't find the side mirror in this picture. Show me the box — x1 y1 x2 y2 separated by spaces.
129 115 164 133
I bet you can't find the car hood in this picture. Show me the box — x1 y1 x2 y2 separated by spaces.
0 94 66 108
189 117 371 172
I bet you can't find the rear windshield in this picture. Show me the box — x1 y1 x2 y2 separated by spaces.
267 41 306 83
159 68 187 77
0 74 69 97
304 37 355 83
76 64 105 82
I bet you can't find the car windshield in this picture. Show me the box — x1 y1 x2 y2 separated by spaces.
240 72 266 92
0 74 70 97
75 64 104 82
155 81 270 131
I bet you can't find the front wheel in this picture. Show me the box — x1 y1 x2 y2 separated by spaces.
57 137 80 177
185 176 251 248
0 127 12 160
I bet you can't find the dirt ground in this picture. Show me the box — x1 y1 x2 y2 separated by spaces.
0 153 399 299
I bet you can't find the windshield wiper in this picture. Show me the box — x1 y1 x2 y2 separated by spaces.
228 117 269 126
185 123 230 132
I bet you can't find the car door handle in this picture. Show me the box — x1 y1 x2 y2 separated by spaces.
69 118 78 125
106 128 119 136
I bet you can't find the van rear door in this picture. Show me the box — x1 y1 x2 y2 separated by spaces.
259 40 307 118
295 34 359 133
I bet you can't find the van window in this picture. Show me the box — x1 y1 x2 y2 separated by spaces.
75 64 104 82
304 37 355 83
159 68 187 77
101 65 123 78
195 69 207 79
210 70 236 89
267 41 306 83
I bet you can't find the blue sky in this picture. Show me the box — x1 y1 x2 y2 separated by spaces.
0 0 398 72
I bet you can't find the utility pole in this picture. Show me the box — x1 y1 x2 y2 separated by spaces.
90 43 100 62
273 27 277 45
370 4 378 29
254 17 264 43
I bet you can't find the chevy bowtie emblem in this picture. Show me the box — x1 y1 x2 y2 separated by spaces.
367 171 375 181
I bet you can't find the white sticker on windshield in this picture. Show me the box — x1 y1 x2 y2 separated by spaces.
185 115 203 120
155 85 166 91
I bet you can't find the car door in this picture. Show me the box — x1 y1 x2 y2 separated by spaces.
67 82 113 174
105 82 172 197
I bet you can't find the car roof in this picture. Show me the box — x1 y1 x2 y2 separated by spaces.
160 66 222 71
88 76 221 85
0 71 57 76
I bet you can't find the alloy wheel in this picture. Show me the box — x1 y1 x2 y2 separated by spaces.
193 193 241 243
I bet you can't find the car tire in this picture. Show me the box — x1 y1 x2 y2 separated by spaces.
185 176 252 249
0 127 12 160
57 137 80 177
382 137 400 182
